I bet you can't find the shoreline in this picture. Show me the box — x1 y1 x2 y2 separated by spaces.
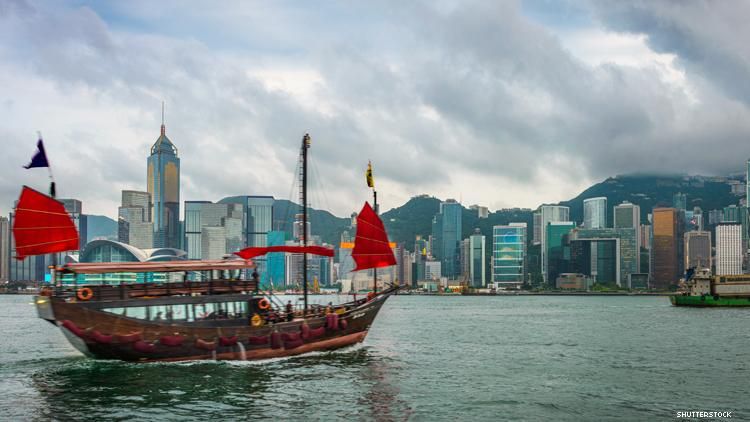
407 291 672 296
0 291 674 297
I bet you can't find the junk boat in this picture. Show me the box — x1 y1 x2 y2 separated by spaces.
21 134 398 361
671 268 750 307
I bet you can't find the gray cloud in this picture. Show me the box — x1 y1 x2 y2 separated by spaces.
589 1 750 106
1 0 749 219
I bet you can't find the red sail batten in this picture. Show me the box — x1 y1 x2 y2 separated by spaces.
234 245 334 260
12 186 79 260
351 201 396 271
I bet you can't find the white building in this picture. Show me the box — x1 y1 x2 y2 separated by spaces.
469 229 486 287
118 190 154 250
716 224 742 275
583 197 607 229
470 205 489 219
201 226 227 260
425 260 442 280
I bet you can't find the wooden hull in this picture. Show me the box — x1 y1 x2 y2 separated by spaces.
36 291 392 362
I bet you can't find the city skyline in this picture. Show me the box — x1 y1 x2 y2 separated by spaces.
3 2 750 218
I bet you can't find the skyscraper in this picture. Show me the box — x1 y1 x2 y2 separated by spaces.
722 204 748 249
583 197 607 228
684 231 711 270
431 199 462 279
59 199 87 251
540 205 570 284
266 230 287 288
546 222 576 285
183 201 243 260
8 213 45 282
395 243 413 287
651 208 679 289
532 211 542 245
118 190 153 249
716 224 742 275
492 223 526 289
459 238 470 280
614 201 641 271
0 217 8 281
201 226 226 260
569 227 638 287
640 224 651 250
469 229 485 288
147 105 180 249
218 196 274 247
673 192 687 210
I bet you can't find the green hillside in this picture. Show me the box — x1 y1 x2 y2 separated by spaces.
559 174 743 225
271 199 351 246
273 174 745 254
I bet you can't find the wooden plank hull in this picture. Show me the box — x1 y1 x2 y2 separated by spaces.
38 292 391 362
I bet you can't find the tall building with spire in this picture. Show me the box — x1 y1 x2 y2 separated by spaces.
147 103 180 248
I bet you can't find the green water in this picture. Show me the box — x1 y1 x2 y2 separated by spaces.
1 294 749 421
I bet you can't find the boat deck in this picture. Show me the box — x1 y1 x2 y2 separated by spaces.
53 279 260 302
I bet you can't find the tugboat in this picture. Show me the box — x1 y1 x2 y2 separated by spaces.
670 268 750 307
21 134 399 361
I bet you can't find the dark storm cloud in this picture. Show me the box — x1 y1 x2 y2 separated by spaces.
1 0 749 217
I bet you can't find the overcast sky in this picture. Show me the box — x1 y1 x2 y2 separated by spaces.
2 0 749 218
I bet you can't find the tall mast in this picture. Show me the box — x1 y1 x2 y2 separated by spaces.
301 133 310 313
373 189 377 294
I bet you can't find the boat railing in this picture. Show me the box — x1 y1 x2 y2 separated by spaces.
59 279 259 302
265 290 287 310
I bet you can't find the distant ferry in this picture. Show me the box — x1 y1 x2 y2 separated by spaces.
671 268 750 307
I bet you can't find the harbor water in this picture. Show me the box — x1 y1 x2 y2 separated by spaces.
1 294 749 421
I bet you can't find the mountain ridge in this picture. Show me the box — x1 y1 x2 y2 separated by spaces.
82 173 746 253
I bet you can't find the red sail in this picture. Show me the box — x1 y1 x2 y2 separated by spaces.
234 245 334 260
12 186 79 260
352 201 396 271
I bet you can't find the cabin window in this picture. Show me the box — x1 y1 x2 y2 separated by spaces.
101 306 146 319
235 301 248 318
105 307 127 316
186 304 195 322
169 304 187 321
103 302 251 322
150 305 168 321
129 307 147 320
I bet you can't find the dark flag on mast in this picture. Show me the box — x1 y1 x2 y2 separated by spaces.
23 136 56 197
23 139 50 169
366 161 374 188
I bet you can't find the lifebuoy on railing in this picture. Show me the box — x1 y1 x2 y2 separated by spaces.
258 298 271 310
251 313 264 327
77 287 94 301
